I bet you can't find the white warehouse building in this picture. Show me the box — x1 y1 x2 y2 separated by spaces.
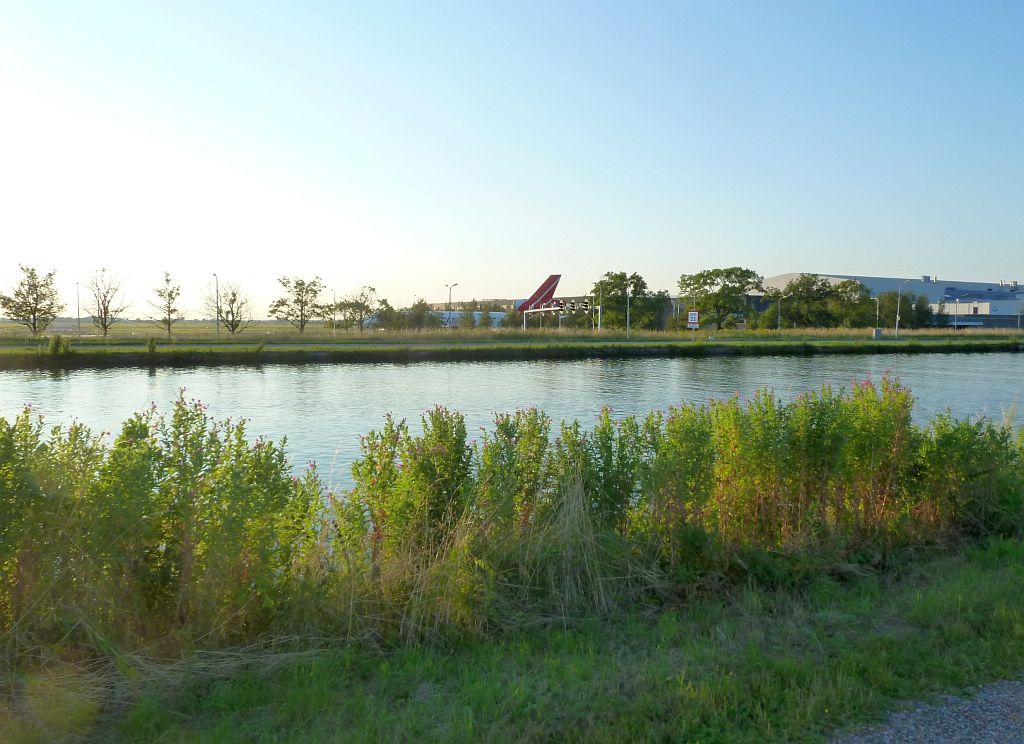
761 273 1023 328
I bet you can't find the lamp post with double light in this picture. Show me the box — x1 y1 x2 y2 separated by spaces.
445 282 458 328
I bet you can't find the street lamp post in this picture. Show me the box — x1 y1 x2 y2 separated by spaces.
332 290 337 337
445 282 458 328
894 279 911 338
76 281 81 335
872 296 879 329
777 293 792 331
625 285 631 339
953 296 963 331
213 273 220 338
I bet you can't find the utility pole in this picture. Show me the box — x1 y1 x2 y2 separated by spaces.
625 285 631 339
894 279 911 338
76 281 81 335
213 273 220 337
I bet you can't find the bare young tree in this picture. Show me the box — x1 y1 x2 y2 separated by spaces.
205 282 252 335
150 272 183 337
87 269 128 337
268 276 324 334
0 265 64 335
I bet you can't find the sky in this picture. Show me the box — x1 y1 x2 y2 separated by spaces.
1 1 1021 318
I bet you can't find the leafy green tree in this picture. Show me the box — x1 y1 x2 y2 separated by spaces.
0 265 65 336
911 294 933 328
338 286 378 333
405 298 442 331
268 276 325 334
778 274 835 327
677 267 762 328
876 290 929 328
150 272 183 337
592 271 666 330
501 308 522 328
373 298 404 330
479 308 493 329
772 274 872 328
933 300 950 328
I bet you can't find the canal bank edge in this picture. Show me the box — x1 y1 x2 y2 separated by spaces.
0 338 1021 370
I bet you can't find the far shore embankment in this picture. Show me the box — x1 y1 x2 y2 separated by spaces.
0 327 1021 370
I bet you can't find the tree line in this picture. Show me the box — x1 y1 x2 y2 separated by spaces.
0 263 948 337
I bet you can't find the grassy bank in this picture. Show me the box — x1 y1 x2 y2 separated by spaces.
3 381 1024 740
8 541 1024 742
0 329 1020 369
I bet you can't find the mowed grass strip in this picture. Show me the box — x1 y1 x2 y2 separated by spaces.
102 539 1024 744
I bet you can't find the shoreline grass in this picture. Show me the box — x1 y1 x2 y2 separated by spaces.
0 332 1020 370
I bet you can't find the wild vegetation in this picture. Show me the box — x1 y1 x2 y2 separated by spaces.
3 379 1023 658
3 379 1024 738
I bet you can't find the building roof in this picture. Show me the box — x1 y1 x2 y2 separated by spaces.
760 273 1021 304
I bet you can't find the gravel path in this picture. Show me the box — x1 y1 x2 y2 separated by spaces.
830 679 1024 743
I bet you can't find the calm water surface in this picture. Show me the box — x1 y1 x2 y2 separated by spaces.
1 354 1020 489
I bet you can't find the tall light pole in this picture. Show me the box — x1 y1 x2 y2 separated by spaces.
76 281 81 335
777 293 792 331
445 282 458 328
894 279 911 338
872 296 880 329
953 296 963 331
332 290 337 337
625 284 631 339
213 273 220 337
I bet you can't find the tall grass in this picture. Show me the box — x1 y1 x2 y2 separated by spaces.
3 379 1023 669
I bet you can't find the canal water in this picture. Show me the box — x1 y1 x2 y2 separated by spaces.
1 353 1020 490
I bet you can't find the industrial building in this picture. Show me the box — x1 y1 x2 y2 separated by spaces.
761 273 1023 329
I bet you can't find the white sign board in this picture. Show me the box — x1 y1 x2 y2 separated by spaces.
687 310 700 330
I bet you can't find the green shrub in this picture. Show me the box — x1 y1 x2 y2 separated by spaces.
3 379 1024 665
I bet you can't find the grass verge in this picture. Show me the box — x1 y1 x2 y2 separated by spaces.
7 538 1019 743
0 335 1020 370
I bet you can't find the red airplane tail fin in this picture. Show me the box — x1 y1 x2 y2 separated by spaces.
515 274 561 311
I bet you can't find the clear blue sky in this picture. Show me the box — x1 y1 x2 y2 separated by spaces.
1 1 1021 314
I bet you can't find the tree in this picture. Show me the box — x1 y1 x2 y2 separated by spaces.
780 273 840 328
873 290 928 328
87 269 128 337
337 286 378 333
827 279 873 327
677 267 762 329
374 299 405 330
911 294 933 328
205 282 252 335
268 276 325 334
479 308 493 329
405 298 442 331
150 272 183 337
592 271 662 330
0 265 64 335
